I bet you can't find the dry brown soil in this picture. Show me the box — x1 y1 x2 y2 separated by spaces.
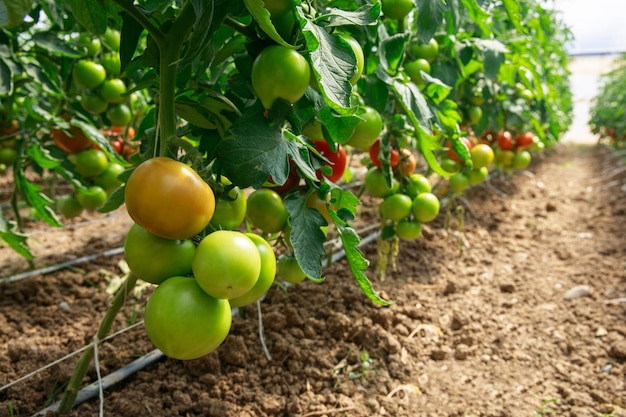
0 143 625 417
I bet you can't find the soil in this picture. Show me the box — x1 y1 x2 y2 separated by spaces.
0 143 625 417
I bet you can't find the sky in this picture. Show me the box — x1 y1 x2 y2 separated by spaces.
550 0 626 55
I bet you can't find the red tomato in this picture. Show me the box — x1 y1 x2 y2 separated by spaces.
515 132 534 149
496 131 514 150
369 139 400 169
313 140 347 183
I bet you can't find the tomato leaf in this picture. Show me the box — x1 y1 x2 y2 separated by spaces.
0 0 31 28
378 32 410 75
65 0 108 35
30 32 82 58
244 0 294 48
415 0 447 43
459 0 491 35
318 106 360 146
98 183 126 213
302 21 355 115
0 45 13 95
336 224 392 306
315 3 381 28
502 0 525 34
0 210 32 259
329 187 359 225
216 107 289 189
284 193 326 281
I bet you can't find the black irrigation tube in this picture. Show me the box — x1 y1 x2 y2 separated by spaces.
29 228 382 416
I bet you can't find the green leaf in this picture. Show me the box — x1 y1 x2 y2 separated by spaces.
284 193 327 281
26 145 61 170
328 187 359 225
302 21 355 115
316 3 381 28
459 0 491 35
379 32 410 75
65 0 108 35
0 210 32 259
244 0 294 48
31 32 82 58
415 0 447 43
318 106 360 145
502 0 525 34
0 45 13 95
14 154 61 227
99 183 126 213
216 107 289 189
337 224 391 306
0 0 31 28
417 127 450 177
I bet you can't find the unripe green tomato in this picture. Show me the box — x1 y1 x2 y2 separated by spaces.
405 58 431 85
342 35 364 85
100 79 127 104
364 167 399 198
449 172 470 194
405 173 432 199
124 223 196 285
71 149 109 177
440 158 460 173
468 166 489 185
101 53 121 76
0 148 16 165
346 106 383 151
76 185 107 210
229 233 277 308
57 195 84 219
81 93 109 115
94 162 125 194
210 185 247 230
382 0 414 20
410 38 439 63
103 28 121 52
73 60 107 89
277 253 307 284
246 188 289 233
77 33 101 56
380 193 413 222
143 276 232 360
412 192 440 223
513 150 532 170
251 45 311 110
396 220 422 240
192 230 261 300
106 103 132 126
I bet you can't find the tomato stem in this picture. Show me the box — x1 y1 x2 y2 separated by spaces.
157 1 196 157
57 273 139 414
109 0 166 47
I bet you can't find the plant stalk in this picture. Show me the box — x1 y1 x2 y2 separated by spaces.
57 273 138 414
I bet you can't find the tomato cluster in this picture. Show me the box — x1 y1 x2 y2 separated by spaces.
122 158 280 359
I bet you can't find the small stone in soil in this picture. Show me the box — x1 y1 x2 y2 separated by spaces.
564 285 592 300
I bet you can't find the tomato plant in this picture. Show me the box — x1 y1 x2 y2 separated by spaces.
364 167 399 198
125 157 216 240
143 276 232 360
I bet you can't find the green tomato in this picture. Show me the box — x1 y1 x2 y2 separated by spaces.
70 149 108 177
449 172 470 194
0 148 16 165
412 192 440 223
277 253 306 284
468 166 489 185
380 193 413 222
57 195 84 219
192 230 261 300
410 38 439 63
470 144 495 169
77 33 101 56
76 185 107 210
229 233 277 308
440 158 460 173
246 188 289 234
466 105 483 125
73 60 107 89
94 162 125 194
513 150 532 170
251 45 311 110
124 223 195 285
396 220 422 240
346 106 383 151
103 28 121 52
100 79 127 104
405 173 432 198
81 93 109 115
101 53 121 76
144 276 232 360
405 58 431 85
342 35 364 85
381 0 414 20
106 103 132 126
364 167 399 198
210 185 247 230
